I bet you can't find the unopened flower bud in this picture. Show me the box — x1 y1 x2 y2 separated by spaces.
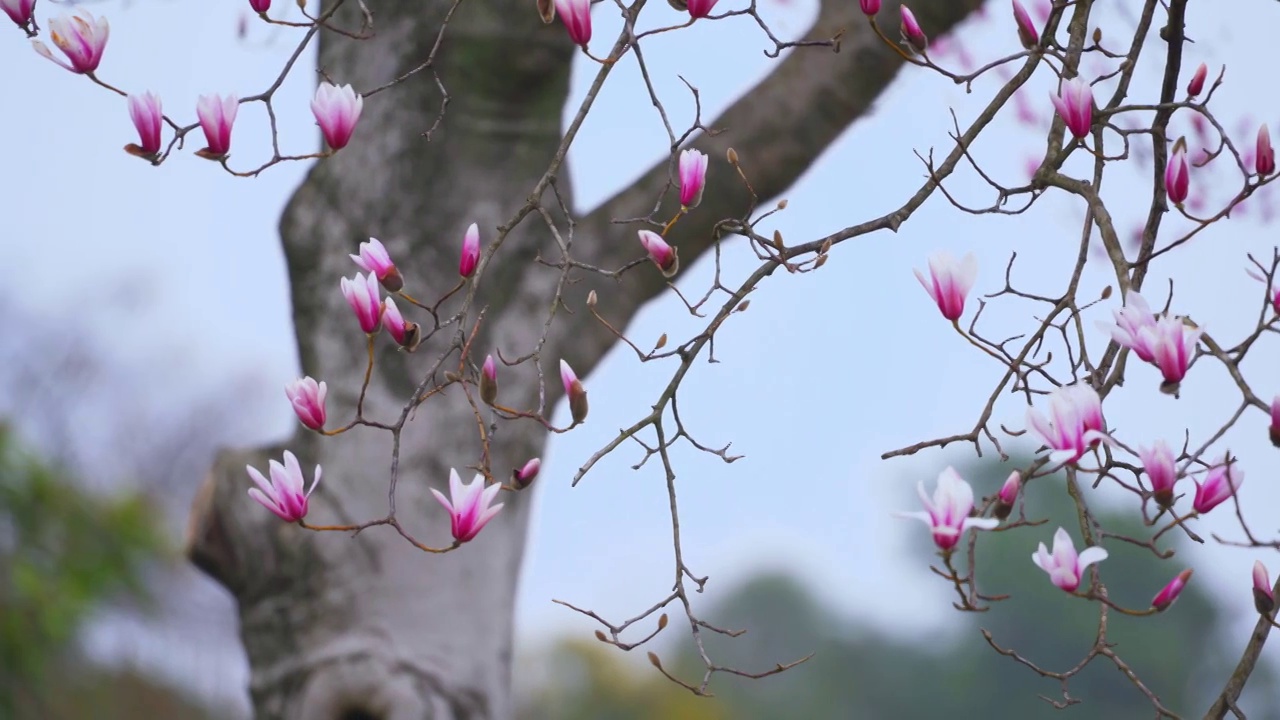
459 223 481 278
560 359 589 425
513 458 541 489
1269 396 1280 448
1255 561 1275 616
480 354 498 405
1186 62 1207 97
638 230 679 277
899 6 928 55
1151 568 1192 612
858 0 879 16
994 470 1020 520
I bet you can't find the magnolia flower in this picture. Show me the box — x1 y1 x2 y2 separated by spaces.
1151 569 1193 612
1 0 34 28
1104 290 1157 362
1026 384 1109 466
686 0 717 18
561 359 589 424
1186 62 1207 97
383 297 419 349
285 376 327 431
638 230 679 277
1032 527 1108 592
480 354 498 405
896 467 998 551
1165 144 1190 205
195 94 239 158
1137 440 1178 507
1270 396 1280 448
859 0 880 15
246 450 321 522
994 470 1021 521
431 469 504 543
459 223 480 278
1011 0 1038 49
33 9 109 74
1192 455 1243 514
1144 314 1202 387
899 6 928 54
678 149 708 207
554 0 591 46
513 458 541 490
913 251 978 322
1051 77 1093 139
249 0 270 12
1257 124 1275 177
340 272 383 334
127 92 164 158
311 82 363 151
1254 561 1275 615
350 237 402 292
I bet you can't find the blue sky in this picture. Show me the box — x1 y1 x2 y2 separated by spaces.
2 0 1278 714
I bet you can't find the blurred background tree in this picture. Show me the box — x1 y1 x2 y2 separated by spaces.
0 427 224 719
518 456 1279 719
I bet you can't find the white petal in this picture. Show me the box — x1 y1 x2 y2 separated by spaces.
1076 546 1108 571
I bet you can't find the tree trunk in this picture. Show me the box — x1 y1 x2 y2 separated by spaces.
186 0 984 717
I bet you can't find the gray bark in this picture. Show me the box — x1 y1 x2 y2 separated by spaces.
185 0 984 718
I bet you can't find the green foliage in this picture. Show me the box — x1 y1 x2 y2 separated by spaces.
0 427 165 716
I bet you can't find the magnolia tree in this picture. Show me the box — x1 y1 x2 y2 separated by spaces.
10 0 1280 716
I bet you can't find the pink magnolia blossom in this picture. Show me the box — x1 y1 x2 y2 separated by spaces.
1051 77 1094 139
994 470 1020 520
1270 396 1280 448
311 82 363 151
513 458 541 489
554 0 591 46
686 0 718 18
1026 384 1109 466
285 376 327 431
1142 314 1202 386
246 450 321 523
383 297 416 347
340 272 383 334
127 92 164 157
678 149 708 207
195 94 239 158
1011 0 1038 49
1165 144 1190 205
638 230 679 277
350 237 403 292
561 359 589 424
913 251 977 322
1254 561 1275 615
1186 62 1207 97
459 223 481 278
1 0 33 28
480 354 498 405
896 467 998 551
859 0 880 15
33 9 110 74
1151 569 1192 612
1137 440 1178 507
1103 290 1157 362
1192 455 1243 514
1257 124 1275 177
899 6 928 54
431 469 504 543
250 0 271 13
1032 527 1108 592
